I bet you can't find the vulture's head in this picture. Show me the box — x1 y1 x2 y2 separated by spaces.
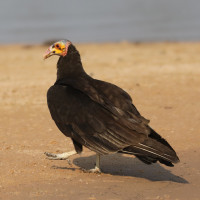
43 40 74 60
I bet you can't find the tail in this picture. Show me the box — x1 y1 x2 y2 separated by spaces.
119 128 180 167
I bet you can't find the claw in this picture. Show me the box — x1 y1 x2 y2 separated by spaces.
81 166 101 174
44 152 57 158
44 152 67 160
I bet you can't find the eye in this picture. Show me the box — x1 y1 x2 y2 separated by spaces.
53 51 55 53
56 44 60 48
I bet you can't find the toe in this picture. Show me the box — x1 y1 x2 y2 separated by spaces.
44 152 56 158
81 167 101 174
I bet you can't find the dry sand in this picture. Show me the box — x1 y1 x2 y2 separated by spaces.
0 42 200 200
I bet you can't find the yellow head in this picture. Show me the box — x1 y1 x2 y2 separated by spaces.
43 40 71 59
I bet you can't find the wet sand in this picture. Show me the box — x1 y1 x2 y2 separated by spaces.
0 42 200 199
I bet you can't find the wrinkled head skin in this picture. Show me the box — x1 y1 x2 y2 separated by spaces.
43 40 71 60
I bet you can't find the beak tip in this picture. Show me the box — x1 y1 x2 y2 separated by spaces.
43 48 51 60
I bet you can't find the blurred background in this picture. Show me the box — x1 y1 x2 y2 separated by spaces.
1 0 200 44
1 1 200 199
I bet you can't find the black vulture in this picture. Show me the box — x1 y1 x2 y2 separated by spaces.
43 40 179 173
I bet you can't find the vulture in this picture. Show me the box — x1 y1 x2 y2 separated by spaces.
43 40 179 173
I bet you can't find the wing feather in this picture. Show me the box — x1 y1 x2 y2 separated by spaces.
47 81 149 155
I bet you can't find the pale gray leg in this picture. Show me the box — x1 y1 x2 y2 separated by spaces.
44 150 77 160
96 153 100 169
45 151 101 173
83 154 101 173
91 153 101 173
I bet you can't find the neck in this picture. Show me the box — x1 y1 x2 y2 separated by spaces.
56 46 86 80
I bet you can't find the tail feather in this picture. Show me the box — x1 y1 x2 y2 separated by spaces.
119 129 180 167
148 128 174 151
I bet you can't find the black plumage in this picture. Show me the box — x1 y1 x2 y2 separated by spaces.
45 41 179 170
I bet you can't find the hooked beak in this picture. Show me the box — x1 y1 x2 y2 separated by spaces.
43 48 53 60
43 40 71 60
43 45 55 60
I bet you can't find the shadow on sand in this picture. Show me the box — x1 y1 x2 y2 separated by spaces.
52 153 188 184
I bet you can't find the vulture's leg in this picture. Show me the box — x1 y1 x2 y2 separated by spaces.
95 153 101 170
44 150 77 164
83 154 101 173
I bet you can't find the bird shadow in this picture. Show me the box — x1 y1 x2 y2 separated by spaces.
75 154 188 183
52 154 188 183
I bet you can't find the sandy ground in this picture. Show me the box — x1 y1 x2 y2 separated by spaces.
0 42 200 200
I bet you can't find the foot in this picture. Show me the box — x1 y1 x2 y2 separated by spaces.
81 166 101 174
44 150 76 160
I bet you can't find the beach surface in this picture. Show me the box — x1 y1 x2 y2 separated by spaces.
0 42 200 200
